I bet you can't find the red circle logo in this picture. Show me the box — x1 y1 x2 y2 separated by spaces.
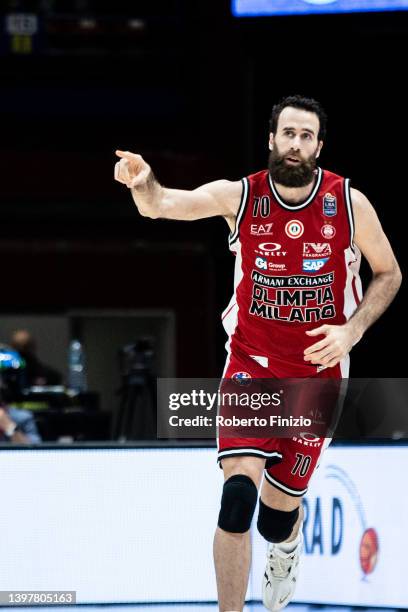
359 528 379 575
321 224 336 239
285 220 304 239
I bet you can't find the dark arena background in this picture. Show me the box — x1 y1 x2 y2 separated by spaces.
0 0 407 610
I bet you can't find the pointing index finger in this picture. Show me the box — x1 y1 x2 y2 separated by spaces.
115 149 140 159
115 150 131 159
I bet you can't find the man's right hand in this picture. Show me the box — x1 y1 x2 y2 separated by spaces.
114 150 151 189
113 149 242 222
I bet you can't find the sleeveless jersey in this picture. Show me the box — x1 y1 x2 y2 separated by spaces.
222 167 363 377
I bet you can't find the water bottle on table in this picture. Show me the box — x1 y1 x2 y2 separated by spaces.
68 339 88 392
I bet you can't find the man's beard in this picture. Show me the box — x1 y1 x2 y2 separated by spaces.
268 146 318 188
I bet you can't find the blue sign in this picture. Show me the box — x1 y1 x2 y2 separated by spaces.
232 0 408 17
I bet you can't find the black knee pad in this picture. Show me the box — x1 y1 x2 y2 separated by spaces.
218 475 258 534
257 499 299 543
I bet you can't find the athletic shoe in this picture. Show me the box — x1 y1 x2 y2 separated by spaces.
262 532 302 611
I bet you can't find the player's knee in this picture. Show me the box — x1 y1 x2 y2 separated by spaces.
218 475 258 534
257 499 299 543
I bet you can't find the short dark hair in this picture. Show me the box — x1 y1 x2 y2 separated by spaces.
269 95 327 141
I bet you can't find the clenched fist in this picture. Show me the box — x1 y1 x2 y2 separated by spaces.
114 150 151 189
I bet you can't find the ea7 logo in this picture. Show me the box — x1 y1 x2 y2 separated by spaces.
302 258 329 273
303 243 331 257
250 223 273 235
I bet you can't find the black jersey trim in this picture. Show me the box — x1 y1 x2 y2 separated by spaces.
217 448 283 461
229 177 249 247
268 167 323 211
344 178 356 254
264 470 308 497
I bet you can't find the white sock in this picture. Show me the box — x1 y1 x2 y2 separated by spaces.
276 529 302 553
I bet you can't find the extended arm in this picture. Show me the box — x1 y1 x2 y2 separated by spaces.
304 188 402 367
114 150 241 222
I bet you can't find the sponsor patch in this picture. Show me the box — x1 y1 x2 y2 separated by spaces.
251 270 334 288
255 257 287 271
255 257 268 270
303 258 329 273
258 242 281 251
268 262 287 271
285 220 304 239
321 224 336 239
250 223 273 235
254 242 287 257
323 192 337 217
303 242 331 258
231 371 252 386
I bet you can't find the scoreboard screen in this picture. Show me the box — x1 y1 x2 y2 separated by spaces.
232 0 408 17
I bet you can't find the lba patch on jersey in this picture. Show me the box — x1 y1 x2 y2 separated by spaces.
303 243 331 258
323 192 337 217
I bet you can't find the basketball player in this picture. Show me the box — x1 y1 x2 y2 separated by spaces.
114 95 401 612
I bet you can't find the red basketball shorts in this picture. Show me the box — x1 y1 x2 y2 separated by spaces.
217 348 345 497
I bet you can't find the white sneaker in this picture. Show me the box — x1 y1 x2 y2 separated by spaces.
262 533 302 611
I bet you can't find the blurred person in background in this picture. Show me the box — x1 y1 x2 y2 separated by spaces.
0 345 42 444
10 329 63 387
0 405 42 444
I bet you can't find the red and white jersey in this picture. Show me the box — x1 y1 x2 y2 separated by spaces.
222 167 363 376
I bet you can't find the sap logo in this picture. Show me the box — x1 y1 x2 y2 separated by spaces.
255 257 268 270
302 258 329 272
303 496 343 555
250 223 273 235
303 243 331 258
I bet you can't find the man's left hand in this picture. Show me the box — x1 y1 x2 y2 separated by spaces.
304 323 362 368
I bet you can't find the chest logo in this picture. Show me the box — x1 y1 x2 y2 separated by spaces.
285 220 304 239
323 192 337 217
321 224 336 239
250 223 273 235
302 258 329 273
255 257 268 270
255 243 287 257
303 243 331 258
